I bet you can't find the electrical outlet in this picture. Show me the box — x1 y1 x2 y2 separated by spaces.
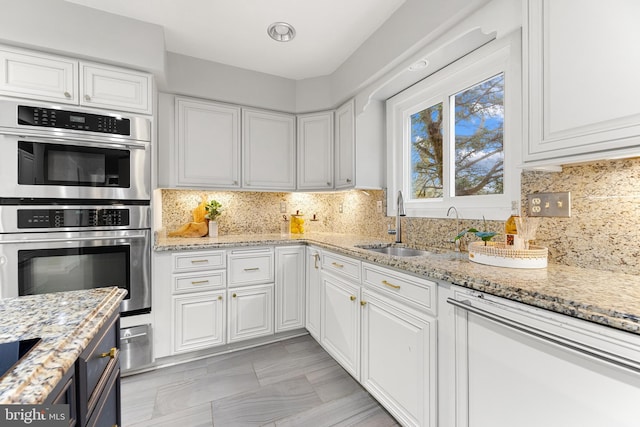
280 202 287 213
339 203 343 213
527 192 571 217
376 201 383 213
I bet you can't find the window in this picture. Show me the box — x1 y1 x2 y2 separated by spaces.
387 33 521 220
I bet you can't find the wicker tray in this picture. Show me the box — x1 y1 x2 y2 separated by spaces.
468 241 548 269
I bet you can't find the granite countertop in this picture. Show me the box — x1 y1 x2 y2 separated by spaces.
0 287 127 404
156 232 640 335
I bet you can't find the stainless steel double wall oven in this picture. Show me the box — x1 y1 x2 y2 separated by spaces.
0 99 151 316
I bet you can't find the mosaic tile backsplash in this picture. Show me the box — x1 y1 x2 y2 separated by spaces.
160 157 640 274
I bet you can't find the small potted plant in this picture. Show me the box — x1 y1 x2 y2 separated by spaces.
453 216 498 247
204 199 222 237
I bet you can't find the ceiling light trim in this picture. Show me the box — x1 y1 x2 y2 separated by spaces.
267 22 296 42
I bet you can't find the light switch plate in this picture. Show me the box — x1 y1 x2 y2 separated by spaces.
527 192 571 217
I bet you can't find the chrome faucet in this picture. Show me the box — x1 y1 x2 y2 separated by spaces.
447 206 462 251
387 191 406 243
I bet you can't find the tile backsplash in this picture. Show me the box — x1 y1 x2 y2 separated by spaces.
160 157 640 274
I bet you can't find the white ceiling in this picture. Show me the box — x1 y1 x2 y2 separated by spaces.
65 0 406 80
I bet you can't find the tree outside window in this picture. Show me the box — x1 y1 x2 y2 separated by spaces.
409 73 504 200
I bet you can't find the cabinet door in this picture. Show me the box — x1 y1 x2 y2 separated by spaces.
320 273 360 379
80 62 152 114
275 246 305 332
228 284 274 343
450 291 640 427
361 289 435 427
305 247 322 340
524 0 640 165
334 99 355 189
175 97 241 188
173 291 226 353
297 111 334 190
0 47 77 104
242 108 296 190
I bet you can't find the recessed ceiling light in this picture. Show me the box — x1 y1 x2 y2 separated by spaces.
267 22 296 42
408 59 429 71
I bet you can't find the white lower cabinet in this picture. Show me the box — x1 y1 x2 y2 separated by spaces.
227 284 274 343
275 246 305 332
173 291 226 353
320 272 361 379
361 289 436 427
305 247 322 340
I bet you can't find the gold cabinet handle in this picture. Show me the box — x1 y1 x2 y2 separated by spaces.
84 94 91 101
313 253 320 269
100 347 117 359
382 280 401 290
232 293 237 298
218 295 223 301
332 262 344 268
244 267 260 272
191 280 209 285
360 301 367 306
63 91 71 98
350 295 356 301
191 259 209 264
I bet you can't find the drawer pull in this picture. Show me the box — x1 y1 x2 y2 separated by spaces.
244 267 260 272
360 301 367 306
332 262 344 268
100 347 117 359
382 280 401 290
350 295 356 301
232 293 237 298
191 280 209 285
191 259 209 264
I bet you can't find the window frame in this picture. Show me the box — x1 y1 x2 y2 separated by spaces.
386 32 521 220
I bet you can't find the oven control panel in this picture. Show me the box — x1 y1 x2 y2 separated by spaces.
18 208 130 228
17 105 131 135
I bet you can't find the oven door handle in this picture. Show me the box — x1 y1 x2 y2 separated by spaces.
10 133 147 150
0 233 148 244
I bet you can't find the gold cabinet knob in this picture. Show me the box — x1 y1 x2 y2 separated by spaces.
350 295 356 301
232 293 237 298
218 295 223 300
360 301 367 306
100 347 117 359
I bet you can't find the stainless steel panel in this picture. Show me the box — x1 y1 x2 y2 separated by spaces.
0 204 150 233
120 324 152 372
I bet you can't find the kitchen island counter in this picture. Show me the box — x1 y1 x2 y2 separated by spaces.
0 287 126 404
156 232 640 335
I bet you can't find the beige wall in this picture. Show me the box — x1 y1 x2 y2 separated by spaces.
160 158 640 275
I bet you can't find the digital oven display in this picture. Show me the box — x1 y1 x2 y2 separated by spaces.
69 115 86 124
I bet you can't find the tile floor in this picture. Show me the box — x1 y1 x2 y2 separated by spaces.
121 334 400 426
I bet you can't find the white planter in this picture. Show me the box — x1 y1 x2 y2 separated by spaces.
208 221 218 237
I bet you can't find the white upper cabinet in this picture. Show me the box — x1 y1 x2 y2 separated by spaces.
524 0 640 167
0 45 153 114
334 99 355 189
175 97 241 188
242 108 296 190
0 46 77 104
297 111 334 190
80 62 152 114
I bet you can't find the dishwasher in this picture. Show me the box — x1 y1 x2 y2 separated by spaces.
447 287 640 427
120 324 152 373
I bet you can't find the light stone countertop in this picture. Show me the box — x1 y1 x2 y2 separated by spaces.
156 232 640 335
0 287 127 404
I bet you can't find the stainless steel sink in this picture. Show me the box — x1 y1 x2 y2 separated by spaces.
359 245 430 257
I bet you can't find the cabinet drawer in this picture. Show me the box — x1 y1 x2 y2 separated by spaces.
173 270 226 294
322 251 361 282
362 263 436 315
78 312 119 423
173 251 225 272
228 249 274 286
